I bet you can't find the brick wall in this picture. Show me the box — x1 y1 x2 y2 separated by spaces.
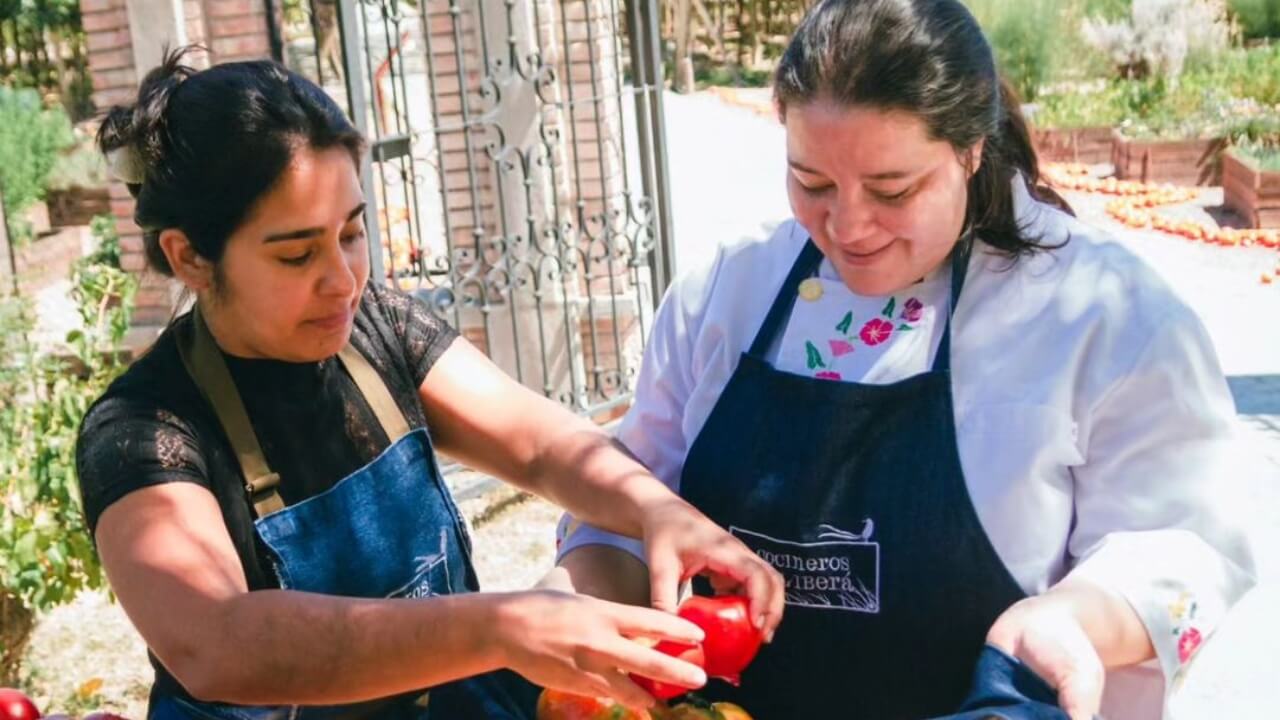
204 0 272 63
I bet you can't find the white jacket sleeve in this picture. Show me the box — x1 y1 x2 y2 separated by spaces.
1064 302 1259 691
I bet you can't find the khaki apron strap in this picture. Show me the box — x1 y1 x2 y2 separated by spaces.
176 308 285 518
336 344 412 443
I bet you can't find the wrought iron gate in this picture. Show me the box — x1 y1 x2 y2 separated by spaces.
279 0 675 417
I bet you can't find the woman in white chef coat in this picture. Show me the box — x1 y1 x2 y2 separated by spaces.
547 0 1260 718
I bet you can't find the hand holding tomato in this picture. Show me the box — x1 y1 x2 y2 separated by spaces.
675 596 762 686
637 499 784 642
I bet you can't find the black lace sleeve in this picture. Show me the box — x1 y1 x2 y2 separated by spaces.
75 395 210 535
366 283 460 387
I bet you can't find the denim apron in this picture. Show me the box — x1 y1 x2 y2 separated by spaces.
679 240 1032 718
152 309 537 720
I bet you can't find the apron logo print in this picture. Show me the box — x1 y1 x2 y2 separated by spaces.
390 528 451 600
731 522 880 614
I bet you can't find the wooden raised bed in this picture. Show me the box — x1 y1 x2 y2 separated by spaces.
46 185 111 227
1223 149 1280 229
1111 130 1227 187
1033 126 1114 165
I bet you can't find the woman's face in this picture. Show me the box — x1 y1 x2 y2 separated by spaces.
202 145 370 362
785 99 980 296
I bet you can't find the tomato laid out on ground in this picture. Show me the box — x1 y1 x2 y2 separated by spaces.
0 689 40 720
675 596 763 686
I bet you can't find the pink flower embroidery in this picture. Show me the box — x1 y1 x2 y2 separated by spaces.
829 339 855 357
1178 627 1202 663
902 297 924 323
815 371 843 381
860 318 894 346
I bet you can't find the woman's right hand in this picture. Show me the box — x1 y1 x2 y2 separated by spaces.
488 589 708 708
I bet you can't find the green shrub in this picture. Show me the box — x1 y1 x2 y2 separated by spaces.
0 87 74 239
1230 0 1280 39
966 0 1070 100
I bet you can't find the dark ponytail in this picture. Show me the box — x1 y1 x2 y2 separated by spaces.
96 46 365 277
774 0 1071 259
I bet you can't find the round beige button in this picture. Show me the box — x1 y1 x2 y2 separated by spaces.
798 278 824 302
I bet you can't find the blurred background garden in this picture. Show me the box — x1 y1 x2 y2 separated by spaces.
2 0 1278 715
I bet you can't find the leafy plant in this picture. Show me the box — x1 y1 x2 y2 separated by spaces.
965 0 1071 100
0 214 135 684
0 87 75 241
1229 0 1280 39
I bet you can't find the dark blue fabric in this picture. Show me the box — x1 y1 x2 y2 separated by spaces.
929 646 1068 720
679 240 1035 718
148 428 536 720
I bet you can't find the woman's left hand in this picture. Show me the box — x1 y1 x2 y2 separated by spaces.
987 594 1105 720
639 496 785 642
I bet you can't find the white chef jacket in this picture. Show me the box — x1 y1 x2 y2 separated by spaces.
557 179 1262 719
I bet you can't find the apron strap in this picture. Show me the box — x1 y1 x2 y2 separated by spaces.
336 344 412 443
177 307 414 518
931 236 973 374
177 308 286 518
748 239 825 358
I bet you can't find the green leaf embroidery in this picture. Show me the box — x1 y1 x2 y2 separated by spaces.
882 297 896 318
836 311 853 334
897 324 914 331
805 341 827 369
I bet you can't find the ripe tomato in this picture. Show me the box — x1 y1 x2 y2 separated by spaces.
0 690 39 720
536 689 645 720
629 640 706 701
676 597 763 685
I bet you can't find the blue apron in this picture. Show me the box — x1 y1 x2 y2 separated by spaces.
679 240 1041 718
157 309 537 720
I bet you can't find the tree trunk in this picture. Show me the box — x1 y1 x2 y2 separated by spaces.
673 0 692 91
0 21 11 76
0 590 36 687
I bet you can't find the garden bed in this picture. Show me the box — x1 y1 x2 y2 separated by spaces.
1223 149 1280 228
1033 126 1114 165
1111 130 1227 187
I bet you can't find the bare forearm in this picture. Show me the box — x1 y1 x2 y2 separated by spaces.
548 545 652 606
184 591 506 704
525 413 678 540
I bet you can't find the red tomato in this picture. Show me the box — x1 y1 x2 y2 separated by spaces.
535 689 645 720
676 597 763 685
629 640 706 701
0 690 40 720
